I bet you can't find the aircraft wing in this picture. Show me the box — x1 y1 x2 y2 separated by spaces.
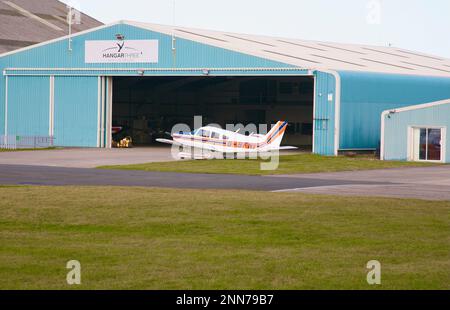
277 146 298 150
241 146 298 152
155 138 183 146
228 146 298 154
156 138 221 152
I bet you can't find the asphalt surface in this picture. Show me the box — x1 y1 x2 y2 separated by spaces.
1 147 449 199
272 166 450 200
0 164 383 191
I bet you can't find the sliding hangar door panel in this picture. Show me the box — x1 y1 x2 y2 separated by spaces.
53 76 100 147
6 76 50 137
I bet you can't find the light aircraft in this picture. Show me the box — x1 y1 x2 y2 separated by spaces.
156 120 297 159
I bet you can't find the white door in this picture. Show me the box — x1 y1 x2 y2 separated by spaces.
410 127 444 162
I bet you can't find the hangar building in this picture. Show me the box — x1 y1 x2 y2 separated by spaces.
382 99 450 163
1 20 450 158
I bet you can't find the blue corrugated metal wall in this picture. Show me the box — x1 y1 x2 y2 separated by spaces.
7 76 50 136
0 23 295 72
338 71 450 150
313 71 336 155
383 102 450 163
54 76 99 147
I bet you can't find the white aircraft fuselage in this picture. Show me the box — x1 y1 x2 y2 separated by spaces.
156 121 296 158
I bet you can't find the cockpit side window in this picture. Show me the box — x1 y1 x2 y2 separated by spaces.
191 129 199 136
222 135 229 140
200 130 210 138
211 131 220 139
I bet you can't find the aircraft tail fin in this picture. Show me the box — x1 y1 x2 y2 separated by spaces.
264 121 288 148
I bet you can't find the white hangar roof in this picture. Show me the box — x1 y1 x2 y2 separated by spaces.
0 0 102 54
128 20 450 78
2 19 450 78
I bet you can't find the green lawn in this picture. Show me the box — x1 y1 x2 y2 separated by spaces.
0 185 448 289
99 153 438 175
0 147 57 152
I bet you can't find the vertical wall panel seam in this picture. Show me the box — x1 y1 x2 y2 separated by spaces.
4 76 8 137
49 76 51 136
100 77 105 148
52 76 54 136
49 76 54 136
312 74 317 153
106 77 113 149
97 76 101 147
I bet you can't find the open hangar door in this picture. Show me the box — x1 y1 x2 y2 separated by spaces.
111 76 314 148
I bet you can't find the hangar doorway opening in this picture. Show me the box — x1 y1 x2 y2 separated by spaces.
111 76 314 148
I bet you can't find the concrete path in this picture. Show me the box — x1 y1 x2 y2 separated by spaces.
0 147 304 168
0 147 175 168
271 166 450 200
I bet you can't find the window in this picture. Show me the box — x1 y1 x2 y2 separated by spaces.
411 127 443 162
211 132 220 139
419 128 441 161
199 130 210 138
222 135 229 140
427 129 442 161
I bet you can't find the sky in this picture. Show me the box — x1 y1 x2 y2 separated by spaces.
61 0 450 58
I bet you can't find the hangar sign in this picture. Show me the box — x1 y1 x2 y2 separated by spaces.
85 40 158 63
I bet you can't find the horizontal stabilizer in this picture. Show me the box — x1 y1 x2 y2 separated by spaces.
277 146 298 150
156 138 181 146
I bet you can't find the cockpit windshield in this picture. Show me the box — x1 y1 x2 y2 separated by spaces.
181 129 199 135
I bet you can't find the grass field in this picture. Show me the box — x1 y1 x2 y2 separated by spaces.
99 153 438 175
0 147 57 152
0 185 448 290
